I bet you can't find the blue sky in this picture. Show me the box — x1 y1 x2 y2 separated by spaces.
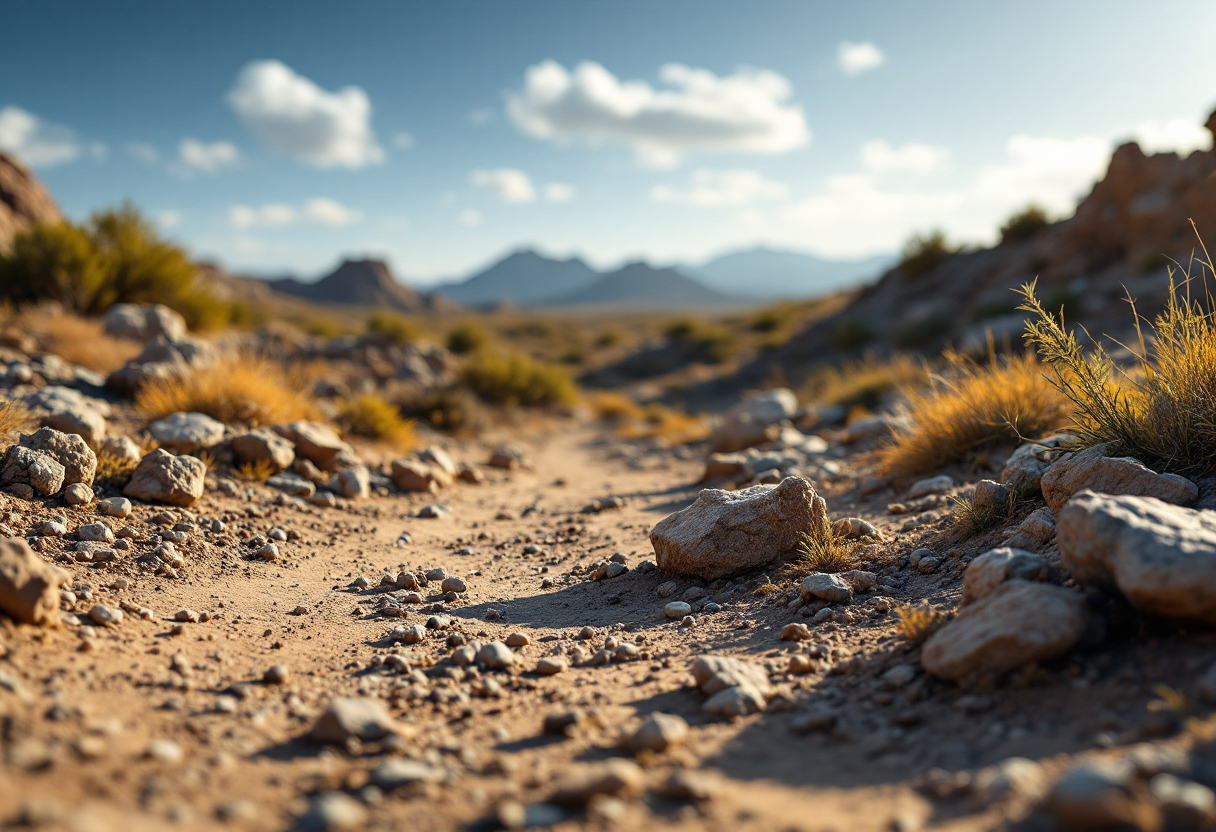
2 0 1215 284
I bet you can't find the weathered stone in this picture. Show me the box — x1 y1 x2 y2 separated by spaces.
148 412 226 454
1046 758 1159 831
550 760 644 806
488 444 528 470
1 446 65 495
307 697 399 745
1001 435 1074 495
800 572 854 604
327 466 369 500
909 474 953 499
703 684 767 717
0 538 69 626
21 386 107 446
701 452 750 483
417 446 457 476
621 713 689 754
390 459 449 493
272 422 354 471
832 517 881 540
106 334 217 397
1009 507 1057 544
972 479 1012 515
123 449 206 506
19 427 96 486
921 579 1089 682
650 476 828 581
962 548 1046 605
1041 442 1197 513
96 497 132 518
103 303 187 342
98 435 142 464
477 641 515 670
63 483 93 505
266 473 314 498
370 758 443 790
690 655 772 697
711 388 797 453
1058 491 1216 623
231 429 295 472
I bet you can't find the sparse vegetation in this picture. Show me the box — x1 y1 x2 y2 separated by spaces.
135 356 320 426
781 515 853 577
337 393 416 450
1019 244 1216 476
895 604 946 645
459 351 578 407
898 230 957 281
1000 204 1051 245
588 392 642 423
23 311 142 373
398 386 487 434
877 350 1072 477
94 449 139 489
236 459 277 482
950 491 1025 539
0 400 33 442
366 311 420 343
616 403 712 446
446 321 490 354
806 354 927 411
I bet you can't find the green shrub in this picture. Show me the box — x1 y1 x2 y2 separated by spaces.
750 310 783 333
693 327 736 363
446 321 489 354
595 329 623 348
459 350 577 406
399 386 487 434
899 230 956 281
663 318 699 340
366 311 420 343
999 205 1050 245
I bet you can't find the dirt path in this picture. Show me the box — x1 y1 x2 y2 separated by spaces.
0 424 1198 831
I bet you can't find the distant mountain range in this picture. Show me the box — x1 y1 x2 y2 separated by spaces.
250 246 890 312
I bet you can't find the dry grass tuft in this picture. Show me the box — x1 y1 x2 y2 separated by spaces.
23 312 142 374
877 350 1072 477
135 356 319 426
806 354 928 411
1020 241 1216 476
94 450 138 489
780 514 854 577
337 394 417 452
588 392 643 423
950 491 1025 539
895 604 947 646
752 582 783 597
0 400 33 442
460 351 578 407
236 459 277 482
616 404 712 446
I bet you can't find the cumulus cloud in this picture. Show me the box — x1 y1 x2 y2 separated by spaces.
1133 117 1213 155
227 60 383 168
0 106 81 167
651 169 788 207
838 42 885 76
471 168 536 204
229 198 361 230
507 60 810 167
459 209 482 227
972 135 1110 214
860 140 948 173
126 142 160 164
179 138 240 173
544 183 575 203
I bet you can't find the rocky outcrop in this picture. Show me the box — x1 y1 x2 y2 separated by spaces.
0 151 61 253
1041 443 1197 512
123 449 206 506
1 446 65 496
19 426 96 486
921 579 1089 682
0 537 69 625
1057 490 1216 623
650 476 827 580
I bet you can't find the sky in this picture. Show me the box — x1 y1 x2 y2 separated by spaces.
2 0 1216 285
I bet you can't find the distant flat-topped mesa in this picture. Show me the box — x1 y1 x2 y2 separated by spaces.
269 259 456 313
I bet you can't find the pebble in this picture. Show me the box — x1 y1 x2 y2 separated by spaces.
657 581 678 598
36 519 67 537
63 483 93 505
263 664 290 685
77 523 115 543
418 504 449 519
173 609 200 623
147 739 183 764
665 601 692 619
258 542 279 561
505 632 529 647
537 657 568 676
298 792 367 831
425 567 448 582
780 622 811 641
370 758 443 790
441 576 467 594
917 557 940 574
88 605 123 627
478 641 516 670
620 713 689 754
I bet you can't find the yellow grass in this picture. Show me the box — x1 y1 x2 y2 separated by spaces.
0 400 33 441
877 350 1072 477
23 312 142 374
779 514 854 578
459 350 578 407
236 459 277 482
895 604 946 645
616 403 712 446
588 391 644 423
135 356 320 426
337 394 417 452
805 354 928 411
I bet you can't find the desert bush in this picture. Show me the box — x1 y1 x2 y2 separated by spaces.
595 329 623 348
1020 251 1216 476
807 354 927 411
398 386 487 434
877 350 1072 477
0 222 108 311
899 230 956 281
25 312 142 373
459 351 577 407
446 321 489 354
135 356 319 426
1000 205 1051 245
663 318 699 340
616 403 712 445
94 449 139 489
895 604 946 645
831 318 874 349
589 392 643 422
366 311 420 343
337 394 416 450
297 316 350 339
750 310 784 333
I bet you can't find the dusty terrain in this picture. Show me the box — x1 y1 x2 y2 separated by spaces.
3 411 1212 832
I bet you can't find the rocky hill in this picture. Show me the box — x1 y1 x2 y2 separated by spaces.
752 109 1216 384
680 247 891 300
269 258 455 313
435 249 600 308
0 151 61 253
543 262 737 308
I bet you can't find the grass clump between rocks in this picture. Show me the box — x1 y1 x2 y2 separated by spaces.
1019 245 1216 476
0 400 33 442
135 356 320 427
877 350 1072 477
895 604 946 646
459 351 577 407
781 515 853 577
806 354 927 412
337 394 416 451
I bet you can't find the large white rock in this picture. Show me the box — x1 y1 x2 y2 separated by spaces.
1058 490 1216 623
962 547 1045 605
21 385 108 446
921 579 1089 682
148 411 226 454
123 449 206 506
1041 442 1197 513
103 303 187 343
650 476 828 580
20 427 97 487
711 388 798 453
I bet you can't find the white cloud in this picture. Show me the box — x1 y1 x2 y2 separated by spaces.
179 138 240 173
972 135 1110 214
1133 117 1213 155
226 59 383 169
651 169 788 207
507 60 810 168
860 140 947 173
126 142 160 164
471 168 536 204
157 210 183 229
838 42 885 76
459 209 482 227
229 198 361 230
0 106 81 167
393 132 413 149
544 183 575 203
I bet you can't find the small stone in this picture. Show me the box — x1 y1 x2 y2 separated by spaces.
917 557 940 574
908 474 953 498
147 739 182 764
780 622 811 641
505 632 529 647
298 792 367 831
620 713 689 754
370 758 443 790
307 697 399 744
173 609 200 623
418 504 449 519
799 572 853 604
703 683 766 717
258 542 279 561
478 641 516 670
441 576 467 594
77 522 115 543
88 604 123 627
550 760 644 806
263 664 290 685
665 601 693 619
536 657 567 676
1047 758 1157 831
657 581 678 598
63 483 93 505
96 497 132 518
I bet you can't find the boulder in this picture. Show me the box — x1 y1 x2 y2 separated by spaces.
231 428 295 472
21 385 107 446
1 446 65 495
106 334 217 397
307 697 399 745
102 303 187 343
0 537 69 625
391 459 450 493
921 579 1089 682
98 435 142 464
1057 491 1216 623
651 477 827 580
272 421 354 471
1001 435 1074 495
962 548 1046 605
147 411 226 454
711 388 797 453
19 427 96 486
123 448 206 506
1041 442 1197 512
327 465 370 500
800 572 854 604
